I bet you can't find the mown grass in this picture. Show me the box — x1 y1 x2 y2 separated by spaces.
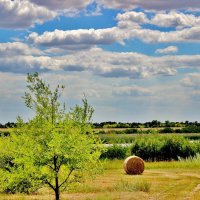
1 156 200 200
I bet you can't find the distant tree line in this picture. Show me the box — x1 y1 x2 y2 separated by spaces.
0 122 16 128
1 120 200 129
92 120 200 128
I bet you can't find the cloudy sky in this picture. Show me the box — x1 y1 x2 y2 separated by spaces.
1 0 200 123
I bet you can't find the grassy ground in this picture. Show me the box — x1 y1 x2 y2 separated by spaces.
1 157 200 200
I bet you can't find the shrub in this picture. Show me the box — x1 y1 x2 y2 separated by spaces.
131 135 163 161
182 126 200 133
160 136 196 160
124 129 138 134
100 145 128 160
175 129 183 133
159 127 174 133
131 135 197 161
0 131 10 137
4 178 33 194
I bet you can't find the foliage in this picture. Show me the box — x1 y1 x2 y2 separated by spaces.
93 120 200 129
131 135 197 161
100 145 128 160
159 127 174 133
0 73 102 200
2 120 200 129
0 131 10 137
124 128 138 134
2 158 200 200
181 125 200 133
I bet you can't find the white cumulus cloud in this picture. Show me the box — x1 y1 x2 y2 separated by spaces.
151 11 200 28
156 46 178 54
28 27 124 47
0 0 56 29
97 0 200 11
1 44 200 79
116 11 148 28
30 0 93 11
27 10 200 48
0 42 43 56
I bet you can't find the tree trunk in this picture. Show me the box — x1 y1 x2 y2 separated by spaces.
55 184 60 200
54 155 60 200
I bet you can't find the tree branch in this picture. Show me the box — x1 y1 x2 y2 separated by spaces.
59 168 74 189
45 180 55 191
57 156 64 172
47 163 54 171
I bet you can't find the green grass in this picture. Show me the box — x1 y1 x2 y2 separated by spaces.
146 154 200 169
99 133 200 144
1 156 200 200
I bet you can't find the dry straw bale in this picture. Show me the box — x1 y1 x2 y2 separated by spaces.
124 156 145 175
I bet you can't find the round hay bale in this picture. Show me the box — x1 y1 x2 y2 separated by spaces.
124 156 145 175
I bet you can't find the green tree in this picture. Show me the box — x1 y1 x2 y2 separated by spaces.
0 73 102 200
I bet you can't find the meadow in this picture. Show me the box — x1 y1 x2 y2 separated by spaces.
1 157 200 200
1 127 200 200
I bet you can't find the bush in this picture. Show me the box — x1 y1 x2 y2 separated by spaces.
4 178 33 194
131 135 197 161
175 129 183 133
131 135 163 161
159 127 174 133
0 131 10 137
160 136 196 160
100 145 128 160
124 129 138 134
182 126 200 133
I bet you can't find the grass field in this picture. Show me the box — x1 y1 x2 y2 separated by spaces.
99 133 200 144
1 157 200 200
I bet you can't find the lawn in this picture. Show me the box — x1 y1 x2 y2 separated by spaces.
1 158 200 200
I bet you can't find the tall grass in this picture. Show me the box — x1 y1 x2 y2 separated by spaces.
131 134 197 161
99 133 200 144
100 135 200 160
114 179 151 192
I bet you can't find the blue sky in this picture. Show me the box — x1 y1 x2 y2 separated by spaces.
1 0 200 123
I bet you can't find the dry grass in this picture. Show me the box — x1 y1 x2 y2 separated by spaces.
1 159 200 200
0 128 9 132
124 156 145 175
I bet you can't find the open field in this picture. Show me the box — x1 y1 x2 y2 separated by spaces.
1 158 200 200
94 127 183 132
2 128 200 142
99 133 200 144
